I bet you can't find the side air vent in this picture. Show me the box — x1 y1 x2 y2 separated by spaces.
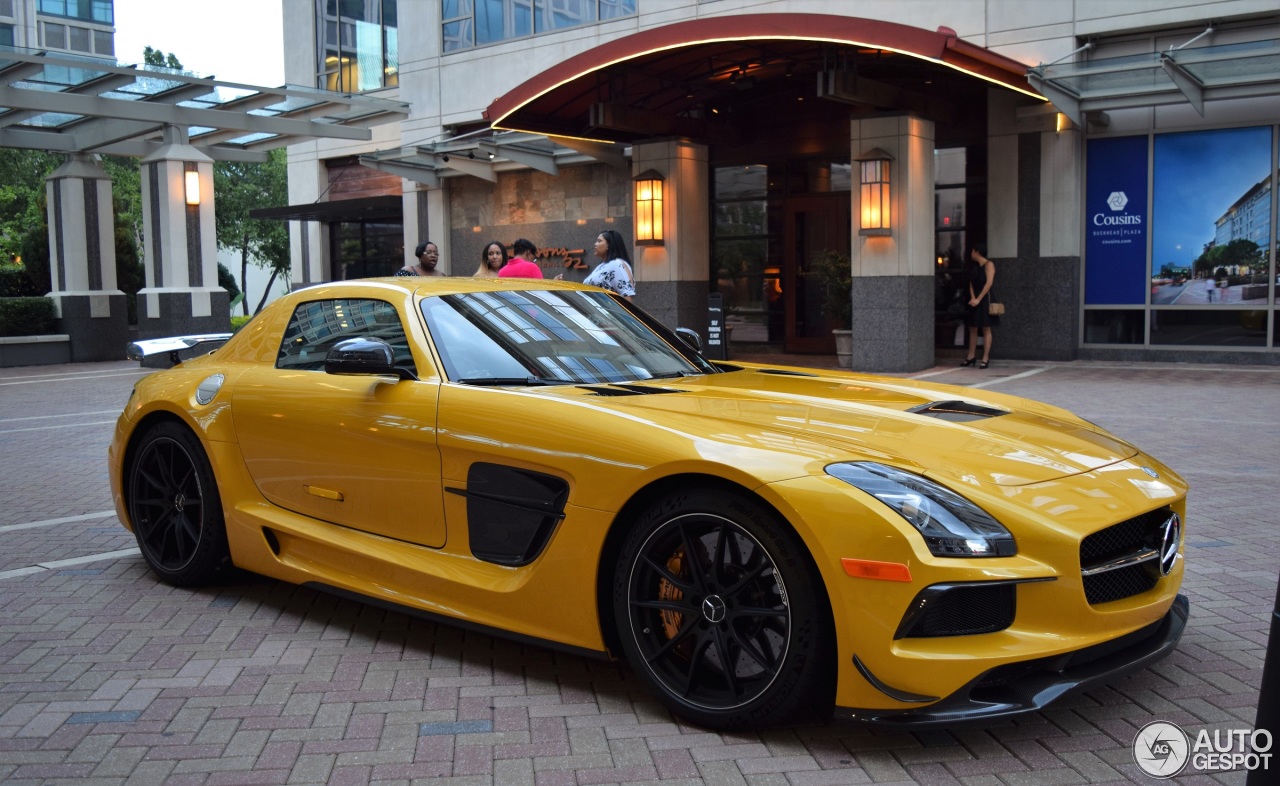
448 463 569 566
908 400 1008 422
580 384 686 396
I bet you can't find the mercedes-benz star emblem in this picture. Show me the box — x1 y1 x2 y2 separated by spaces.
1141 466 1159 479
701 595 726 624
1158 513 1181 576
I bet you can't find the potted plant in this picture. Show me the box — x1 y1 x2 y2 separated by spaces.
812 249 853 368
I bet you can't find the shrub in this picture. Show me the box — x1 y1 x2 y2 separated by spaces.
230 315 253 332
0 268 42 297
812 249 853 328
0 296 56 336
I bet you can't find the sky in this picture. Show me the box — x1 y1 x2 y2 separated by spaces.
112 0 285 87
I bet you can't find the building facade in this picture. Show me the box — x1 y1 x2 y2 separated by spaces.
0 0 114 57
280 0 1280 369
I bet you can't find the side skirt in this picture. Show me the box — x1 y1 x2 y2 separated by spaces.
304 581 612 662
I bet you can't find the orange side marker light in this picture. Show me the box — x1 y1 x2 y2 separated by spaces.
842 558 912 582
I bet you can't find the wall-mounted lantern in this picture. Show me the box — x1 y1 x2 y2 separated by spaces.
855 148 893 236
633 169 665 245
184 170 201 206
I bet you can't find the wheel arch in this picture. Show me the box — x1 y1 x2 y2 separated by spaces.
593 472 837 668
119 410 203 518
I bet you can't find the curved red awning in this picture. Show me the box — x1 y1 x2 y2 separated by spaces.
484 13 1042 140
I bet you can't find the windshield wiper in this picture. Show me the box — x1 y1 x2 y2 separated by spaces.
455 376 557 387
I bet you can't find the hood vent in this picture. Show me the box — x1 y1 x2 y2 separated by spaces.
580 384 686 396
908 400 1008 422
759 368 818 377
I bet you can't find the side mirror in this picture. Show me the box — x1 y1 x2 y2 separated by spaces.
325 337 416 380
675 327 702 353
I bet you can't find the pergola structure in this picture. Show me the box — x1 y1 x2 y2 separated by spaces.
0 47 408 360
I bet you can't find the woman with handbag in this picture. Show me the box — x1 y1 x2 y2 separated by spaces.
960 244 996 369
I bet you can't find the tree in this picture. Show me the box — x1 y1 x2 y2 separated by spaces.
142 46 183 70
0 149 61 270
214 148 290 314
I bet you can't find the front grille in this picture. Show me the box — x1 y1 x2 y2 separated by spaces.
1083 565 1158 605
900 583 1015 638
1080 507 1174 605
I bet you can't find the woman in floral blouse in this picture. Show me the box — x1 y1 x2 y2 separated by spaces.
583 230 635 300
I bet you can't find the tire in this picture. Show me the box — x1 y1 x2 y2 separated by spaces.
126 421 231 586
612 488 832 729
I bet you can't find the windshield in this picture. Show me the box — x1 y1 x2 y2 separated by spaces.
421 289 709 385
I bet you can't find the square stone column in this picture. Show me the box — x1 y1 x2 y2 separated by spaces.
44 153 128 362
137 127 229 338
630 139 709 336
849 116 936 372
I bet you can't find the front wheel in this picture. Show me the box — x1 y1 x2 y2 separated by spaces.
612 489 832 729
126 421 230 586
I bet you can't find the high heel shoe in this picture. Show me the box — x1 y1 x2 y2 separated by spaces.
979 360 990 369
959 357 976 367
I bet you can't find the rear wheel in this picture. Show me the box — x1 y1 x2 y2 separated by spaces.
126 422 230 585
612 489 832 729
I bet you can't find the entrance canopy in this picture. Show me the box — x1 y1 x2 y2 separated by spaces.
0 47 409 162
484 13 1043 144
1028 34 1280 125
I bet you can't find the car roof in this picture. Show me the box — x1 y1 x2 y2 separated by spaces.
312 276 603 298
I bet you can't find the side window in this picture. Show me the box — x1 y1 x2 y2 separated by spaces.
276 298 416 374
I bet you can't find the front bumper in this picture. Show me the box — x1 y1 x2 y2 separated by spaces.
838 593 1189 726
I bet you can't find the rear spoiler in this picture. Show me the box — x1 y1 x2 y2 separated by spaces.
126 333 233 369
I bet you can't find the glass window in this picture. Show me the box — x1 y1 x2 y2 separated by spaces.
0 0 13 18
0 25 12 47
93 28 111 55
42 22 65 49
67 24 89 52
935 148 966 186
535 0 595 32
277 298 415 373
317 0 398 91
1083 309 1145 344
1149 309 1267 347
715 165 767 199
444 0 633 51
38 0 112 23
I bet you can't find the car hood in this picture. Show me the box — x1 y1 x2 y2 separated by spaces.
545 366 1138 487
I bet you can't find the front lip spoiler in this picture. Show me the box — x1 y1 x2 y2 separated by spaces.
838 593 1189 727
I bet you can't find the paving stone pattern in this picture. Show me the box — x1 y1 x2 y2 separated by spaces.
1 359 1275 785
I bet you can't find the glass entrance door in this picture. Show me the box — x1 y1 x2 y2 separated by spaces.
784 195 849 353
331 219 405 280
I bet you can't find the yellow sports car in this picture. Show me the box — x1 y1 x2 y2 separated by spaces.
109 277 1187 729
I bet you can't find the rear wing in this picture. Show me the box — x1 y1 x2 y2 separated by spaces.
126 333 232 368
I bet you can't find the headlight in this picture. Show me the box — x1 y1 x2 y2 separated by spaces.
826 462 1015 558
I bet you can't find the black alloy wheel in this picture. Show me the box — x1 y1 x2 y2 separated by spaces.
614 489 832 729
127 422 230 586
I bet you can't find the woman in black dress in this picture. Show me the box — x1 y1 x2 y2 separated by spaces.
960 244 996 369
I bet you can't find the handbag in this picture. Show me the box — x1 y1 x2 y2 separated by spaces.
988 302 1006 316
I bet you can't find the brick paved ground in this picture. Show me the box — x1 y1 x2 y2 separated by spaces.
1 358 1275 785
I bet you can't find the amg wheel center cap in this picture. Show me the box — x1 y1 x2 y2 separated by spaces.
173 494 186 512
702 595 726 624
